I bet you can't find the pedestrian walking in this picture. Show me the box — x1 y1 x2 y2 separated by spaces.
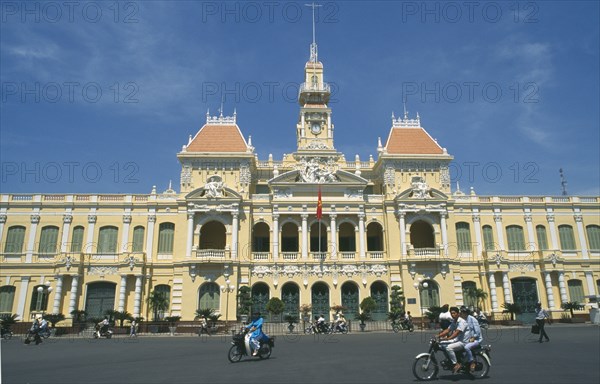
130 319 137 337
535 302 551 343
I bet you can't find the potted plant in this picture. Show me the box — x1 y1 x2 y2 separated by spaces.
284 314 298 333
561 301 585 323
236 286 252 323
165 316 181 336
356 296 377 331
355 311 371 331
389 286 405 314
266 297 285 323
0 314 18 338
501 302 523 325
113 310 133 329
43 313 65 336
300 304 312 323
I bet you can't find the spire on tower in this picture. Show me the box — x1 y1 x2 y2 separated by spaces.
305 2 322 63
560 168 568 196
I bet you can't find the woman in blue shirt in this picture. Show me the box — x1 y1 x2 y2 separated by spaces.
245 312 264 355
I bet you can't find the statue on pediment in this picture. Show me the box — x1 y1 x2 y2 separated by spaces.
203 175 224 198
411 177 430 199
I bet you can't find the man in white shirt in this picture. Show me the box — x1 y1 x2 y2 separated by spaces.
438 306 467 373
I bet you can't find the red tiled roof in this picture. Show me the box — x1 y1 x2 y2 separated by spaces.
187 125 248 153
385 127 444 155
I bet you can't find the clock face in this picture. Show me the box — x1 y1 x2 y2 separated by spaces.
311 122 321 134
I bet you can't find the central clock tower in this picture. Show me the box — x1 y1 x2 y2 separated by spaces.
295 37 336 154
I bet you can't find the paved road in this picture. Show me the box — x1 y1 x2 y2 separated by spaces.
1 324 599 384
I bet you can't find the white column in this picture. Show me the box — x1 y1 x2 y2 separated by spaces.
557 272 568 304
585 271 597 298
524 212 536 251
440 212 448 255
120 214 131 253
145 212 156 260
26 214 40 263
133 275 143 318
0 214 7 244
272 214 279 261
358 213 366 259
118 275 127 312
329 214 337 259
85 213 97 254
398 212 406 256
301 214 308 260
60 214 72 253
16 276 31 319
494 211 505 250
473 213 483 256
68 275 79 315
231 211 239 260
502 272 511 304
574 213 589 259
547 210 559 250
544 272 556 309
488 272 498 311
186 212 194 257
52 275 64 313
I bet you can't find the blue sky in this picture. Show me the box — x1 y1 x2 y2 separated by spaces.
1 1 598 196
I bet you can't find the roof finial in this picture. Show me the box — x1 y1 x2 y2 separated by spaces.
219 94 224 117
403 100 408 120
305 2 322 63
559 168 568 196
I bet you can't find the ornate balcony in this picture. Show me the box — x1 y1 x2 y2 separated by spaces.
195 249 230 262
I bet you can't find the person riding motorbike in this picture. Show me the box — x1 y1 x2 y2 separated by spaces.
40 317 49 334
245 312 264 356
333 312 347 332
460 306 483 373
437 306 467 373
97 317 109 337
316 314 327 333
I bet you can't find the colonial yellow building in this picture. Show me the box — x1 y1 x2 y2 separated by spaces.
1 38 599 325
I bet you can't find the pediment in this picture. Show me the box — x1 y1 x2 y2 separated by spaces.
395 187 448 201
185 186 242 201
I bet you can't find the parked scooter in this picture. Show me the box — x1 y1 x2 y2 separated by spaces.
412 337 492 380
228 328 275 362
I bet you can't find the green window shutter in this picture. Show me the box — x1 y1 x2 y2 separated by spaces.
506 226 525 251
536 225 549 250
98 226 118 253
462 282 477 308
155 284 171 310
567 280 585 303
199 283 220 311
558 225 576 250
4 226 26 253
456 222 472 252
70 226 84 252
132 226 145 252
158 223 175 254
586 225 600 251
0 286 16 313
38 226 59 254
482 226 495 251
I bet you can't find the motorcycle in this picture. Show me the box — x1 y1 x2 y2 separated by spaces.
38 327 51 339
412 337 491 380
304 321 328 334
328 322 349 334
93 324 113 339
228 328 275 363
24 329 43 345
392 318 414 333
1 327 13 340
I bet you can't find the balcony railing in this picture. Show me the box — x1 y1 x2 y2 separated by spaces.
368 251 384 260
311 252 327 261
299 82 330 94
340 252 356 260
195 249 229 261
406 247 445 260
281 252 299 261
252 252 270 261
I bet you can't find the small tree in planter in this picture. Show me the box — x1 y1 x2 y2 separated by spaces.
284 314 298 333
266 297 285 322
300 304 312 322
165 316 181 336
561 301 585 322
113 310 133 328
356 297 377 331
237 286 252 322
0 314 19 333
146 290 169 321
44 313 65 328
389 285 405 314
501 302 522 323
355 312 372 331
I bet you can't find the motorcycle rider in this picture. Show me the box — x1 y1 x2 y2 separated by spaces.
39 316 49 335
460 306 483 373
316 314 326 333
334 312 346 332
437 306 467 373
97 317 109 337
245 311 264 356
402 311 413 329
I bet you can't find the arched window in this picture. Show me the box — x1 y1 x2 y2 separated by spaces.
0 286 16 314
462 281 477 309
586 225 600 251
281 222 299 253
482 225 495 251
558 225 576 250
506 225 525 251
30 285 50 312
252 222 270 252
70 226 85 252
252 283 270 316
38 226 59 254
199 221 226 250
410 220 435 248
419 280 440 308
158 223 175 254
367 222 384 252
198 283 220 311
567 280 585 303
536 225 548 251
4 226 26 253
132 226 145 252
338 222 356 253
310 222 328 253
98 226 118 253
456 222 472 253
154 284 171 316
370 282 388 321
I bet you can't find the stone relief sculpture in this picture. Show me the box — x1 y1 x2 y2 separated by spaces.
203 175 224 198
298 158 339 183
411 177 430 199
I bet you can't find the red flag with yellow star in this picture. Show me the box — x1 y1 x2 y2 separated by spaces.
316 186 322 220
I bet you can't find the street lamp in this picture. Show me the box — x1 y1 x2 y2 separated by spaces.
220 279 235 329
